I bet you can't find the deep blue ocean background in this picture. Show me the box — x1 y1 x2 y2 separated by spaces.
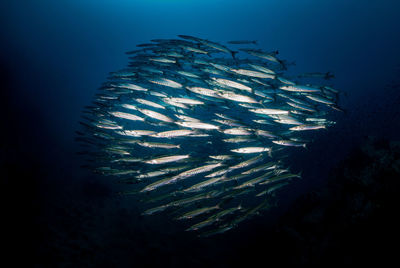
1 0 400 267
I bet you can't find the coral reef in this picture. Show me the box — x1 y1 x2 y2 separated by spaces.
263 136 400 266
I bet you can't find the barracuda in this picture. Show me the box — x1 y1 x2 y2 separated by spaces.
78 35 342 237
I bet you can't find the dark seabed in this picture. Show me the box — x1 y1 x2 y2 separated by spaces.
1 0 400 267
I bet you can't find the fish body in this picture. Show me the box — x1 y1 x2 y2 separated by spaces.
231 68 275 79
217 91 259 103
177 205 220 220
176 121 219 130
151 129 198 138
109 111 145 121
211 77 252 92
183 176 225 192
144 155 190 164
137 108 175 122
114 83 148 91
289 124 326 131
136 99 165 109
280 85 321 93
231 147 271 154
305 94 335 105
272 140 307 148
249 108 289 115
222 128 253 135
136 141 180 149
172 163 223 181
164 97 204 105
247 64 275 74
116 130 155 137
148 77 183 88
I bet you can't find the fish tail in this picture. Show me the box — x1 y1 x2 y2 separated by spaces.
259 101 267 109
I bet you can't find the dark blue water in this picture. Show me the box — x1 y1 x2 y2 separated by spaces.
1 0 400 267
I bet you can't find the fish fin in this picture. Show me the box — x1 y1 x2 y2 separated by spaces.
329 104 346 113
175 60 182 68
231 51 239 59
325 71 335 80
278 59 287 70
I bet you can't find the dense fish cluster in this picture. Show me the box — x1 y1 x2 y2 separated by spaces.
77 35 342 237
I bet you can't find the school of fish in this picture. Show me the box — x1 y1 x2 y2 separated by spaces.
76 35 342 237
